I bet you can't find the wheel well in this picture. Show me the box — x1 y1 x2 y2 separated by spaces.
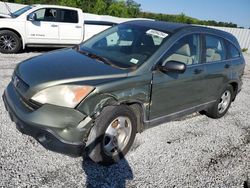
0 28 23 44
229 82 238 101
122 102 145 133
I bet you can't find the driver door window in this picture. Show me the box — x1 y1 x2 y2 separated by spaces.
33 8 57 22
164 34 200 65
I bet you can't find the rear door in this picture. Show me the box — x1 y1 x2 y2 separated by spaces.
57 9 83 44
150 34 206 119
202 34 231 102
26 8 59 44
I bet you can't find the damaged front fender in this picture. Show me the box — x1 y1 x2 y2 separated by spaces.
77 93 118 118
76 73 152 132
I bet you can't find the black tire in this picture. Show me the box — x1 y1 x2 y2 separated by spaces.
0 30 22 54
85 105 137 165
205 85 234 119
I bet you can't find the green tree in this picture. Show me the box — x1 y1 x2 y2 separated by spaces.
93 0 107 14
126 0 140 17
58 0 82 8
80 0 97 13
107 1 128 17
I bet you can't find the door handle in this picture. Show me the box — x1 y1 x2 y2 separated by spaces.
224 64 231 69
194 69 203 74
75 26 82 28
51 24 58 27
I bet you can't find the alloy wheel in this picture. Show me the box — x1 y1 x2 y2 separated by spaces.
0 35 17 52
103 116 132 156
218 90 231 114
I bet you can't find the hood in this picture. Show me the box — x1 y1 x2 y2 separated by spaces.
0 13 11 18
15 48 128 90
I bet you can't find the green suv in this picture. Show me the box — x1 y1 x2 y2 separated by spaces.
3 20 245 165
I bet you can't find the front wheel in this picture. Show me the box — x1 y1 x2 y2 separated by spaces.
0 30 22 54
85 105 137 165
204 85 234 119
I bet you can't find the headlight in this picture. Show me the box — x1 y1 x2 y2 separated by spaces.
31 85 94 108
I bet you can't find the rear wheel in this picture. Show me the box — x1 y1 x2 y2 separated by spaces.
0 30 22 54
85 105 137 165
204 85 233 119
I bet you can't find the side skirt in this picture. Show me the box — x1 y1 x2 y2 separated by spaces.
26 44 76 48
144 100 216 130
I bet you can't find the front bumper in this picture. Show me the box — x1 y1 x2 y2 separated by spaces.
3 83 94 157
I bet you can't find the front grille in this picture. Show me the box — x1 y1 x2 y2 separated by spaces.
12 74 29 93
11 73 41 111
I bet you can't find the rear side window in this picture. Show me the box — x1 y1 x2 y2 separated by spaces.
58 9 78 23
205 35 226 63
228 42 240 58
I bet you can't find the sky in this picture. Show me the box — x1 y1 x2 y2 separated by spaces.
136 0 250 28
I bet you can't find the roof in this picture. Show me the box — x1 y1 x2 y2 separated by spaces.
124 20 190 33
123 20 238 43
32 4 81 11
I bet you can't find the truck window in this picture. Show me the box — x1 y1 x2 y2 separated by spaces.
58 9 78 23
33 8 57 22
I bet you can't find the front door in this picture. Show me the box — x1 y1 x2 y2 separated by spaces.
26 8 59 44
150 34 206 119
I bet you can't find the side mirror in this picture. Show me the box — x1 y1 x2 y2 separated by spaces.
27 13 36 21
158 61 186 74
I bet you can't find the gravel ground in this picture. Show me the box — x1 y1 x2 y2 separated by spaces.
0 51 250 187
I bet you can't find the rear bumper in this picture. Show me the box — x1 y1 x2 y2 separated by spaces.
2 83 94 157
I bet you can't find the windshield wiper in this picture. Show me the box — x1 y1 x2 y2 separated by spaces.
75 46 113 66
83 50 112 65
74 45 130 70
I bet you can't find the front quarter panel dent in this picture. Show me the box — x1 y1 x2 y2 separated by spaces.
77 86 150 120
77 93 118 117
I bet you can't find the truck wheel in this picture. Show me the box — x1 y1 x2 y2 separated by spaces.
0 30 22 54
86 105 137 165
204 85 233 119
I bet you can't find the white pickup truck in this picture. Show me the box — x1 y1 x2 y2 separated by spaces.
0 4 120 53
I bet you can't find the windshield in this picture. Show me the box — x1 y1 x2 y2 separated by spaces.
80 24 169 69
12 5 33 17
